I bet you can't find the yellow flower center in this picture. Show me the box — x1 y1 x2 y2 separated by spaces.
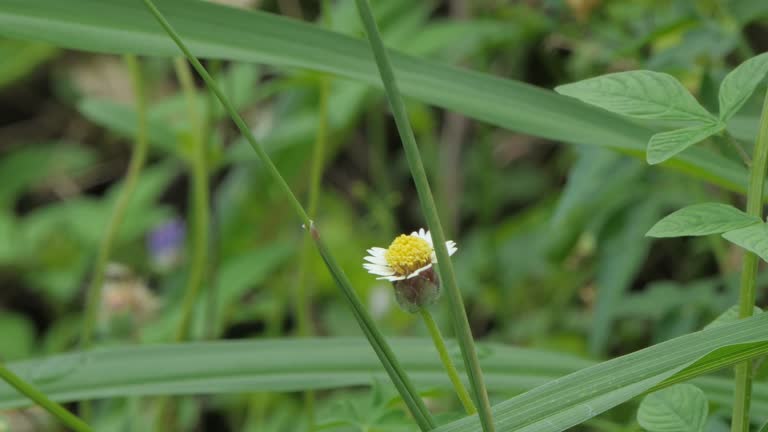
385 234 432 276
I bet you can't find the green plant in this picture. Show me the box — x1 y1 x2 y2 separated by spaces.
0 1 767 432
557 52 768 432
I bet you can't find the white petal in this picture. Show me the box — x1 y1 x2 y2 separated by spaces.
364 264 395 276
364 255 388 265
378 274 405 281
407 263 433 279
446 240 457 256
364 263 393 272
411 228 434 248
367 247 387 257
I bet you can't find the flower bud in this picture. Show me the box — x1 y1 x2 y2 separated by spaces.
392 267 441 313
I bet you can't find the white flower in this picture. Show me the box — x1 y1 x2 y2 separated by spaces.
363 228 457 282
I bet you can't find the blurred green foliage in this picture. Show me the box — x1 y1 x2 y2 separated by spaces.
0 0 767 430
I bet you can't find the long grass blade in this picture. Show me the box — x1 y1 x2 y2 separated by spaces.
353 0 494 429
0 0 751 194
139 0 436 428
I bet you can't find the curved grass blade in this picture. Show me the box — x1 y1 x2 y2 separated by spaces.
352 0 493 429
0 0 751 193
1 337 766 417
139 1 435 429
434 312 768 432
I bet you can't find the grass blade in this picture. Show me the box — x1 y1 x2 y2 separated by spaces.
0 364 92 431
0 0 752 193
81 55 149 348
352 0 494 429
139 1 436 428
434 313 768 432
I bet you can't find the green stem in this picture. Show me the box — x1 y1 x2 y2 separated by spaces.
0 364 92 432
80 54 148 348
294 75 330 430
352 0 495 430
722 131 752 168
419 308 477 415
204 59 222 340
730 88 768 432
141 1 436 429
173 57 210 342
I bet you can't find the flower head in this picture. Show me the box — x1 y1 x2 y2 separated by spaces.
363 229 457 313
363 228 457 281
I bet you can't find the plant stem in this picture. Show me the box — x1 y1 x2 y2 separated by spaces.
294 75 330 430
352 0 495 430
730 88 768 432
722 130 752 168
141 1 436 429
0 364 92 432
173 57 210 342
419 308 477 415
80 54 148 348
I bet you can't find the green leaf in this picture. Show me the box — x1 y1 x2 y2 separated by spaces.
434 313 768 432
3 317 768 431
719 52 768 121
637 384 708 432
705 305 763 330
722 222 768 261
555 71 716 124
0 0 752 195
646 203 759 238
647 123 725 164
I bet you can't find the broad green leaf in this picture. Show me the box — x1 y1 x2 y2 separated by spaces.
434 313 768 432
0 0 753 195
759 420 768 432
719 52 768 121
722 222 768 261
2 319 768 431
705 305 763 330
647 123 725 164
555 71 716 124
638 384 708 432
647 203 759 238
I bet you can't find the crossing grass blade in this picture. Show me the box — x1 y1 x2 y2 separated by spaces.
434 312 768 432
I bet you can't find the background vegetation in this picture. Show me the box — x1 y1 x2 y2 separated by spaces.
0 0 768 431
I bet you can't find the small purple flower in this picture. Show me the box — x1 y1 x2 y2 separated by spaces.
147 219 185 271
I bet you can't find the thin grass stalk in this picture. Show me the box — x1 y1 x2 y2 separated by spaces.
80 54 149 348
173 57 211 342
730 88 768 432
141 1 436 429
204 59 222 340
0 364 92 431
419 308 476 415
351 0 495 429
293 75 330 430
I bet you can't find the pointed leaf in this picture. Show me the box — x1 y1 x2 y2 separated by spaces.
647 123 725 164
556 71 716 123
646 203 759 238
722 222 768 262
637 384 708 432
719 52 768 121
705 305 763 330
434 313 768 432
0 0 755 195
